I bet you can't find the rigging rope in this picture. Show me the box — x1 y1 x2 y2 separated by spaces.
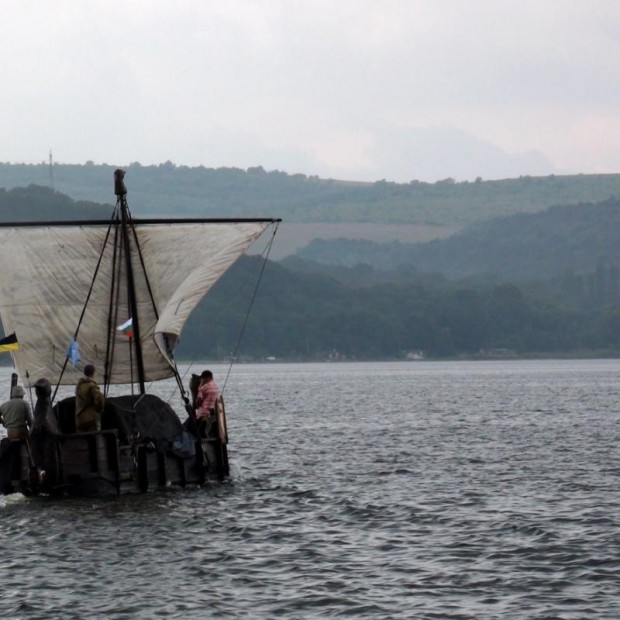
164 220 280 403
52 209 119 403
103 217 123 397
221 221 280 394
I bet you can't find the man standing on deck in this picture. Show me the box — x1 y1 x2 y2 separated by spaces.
195 370 219 437
75 364 104 433
0 385 33 440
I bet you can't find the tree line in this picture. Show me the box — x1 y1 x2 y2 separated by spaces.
2 162 620 226
178 256 620 361
3 182 620 361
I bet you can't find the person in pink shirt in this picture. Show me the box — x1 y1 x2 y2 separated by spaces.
195 370 219 436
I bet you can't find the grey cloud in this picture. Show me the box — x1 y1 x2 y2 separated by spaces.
1 2 619 180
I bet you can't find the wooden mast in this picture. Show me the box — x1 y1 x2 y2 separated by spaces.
114 169 146 394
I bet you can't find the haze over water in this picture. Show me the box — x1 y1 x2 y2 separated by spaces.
1 360 619 619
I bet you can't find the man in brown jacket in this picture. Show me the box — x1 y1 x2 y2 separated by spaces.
0 385 33 440
75 364 104 433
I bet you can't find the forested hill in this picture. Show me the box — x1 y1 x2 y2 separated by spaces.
0 185 110 221
0 184 619 358
180 255 620 360
294 198 620 281
2 162 620 226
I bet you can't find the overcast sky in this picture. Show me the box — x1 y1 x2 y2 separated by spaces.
2 1 619 182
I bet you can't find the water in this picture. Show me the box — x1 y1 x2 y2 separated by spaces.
1 360 620 619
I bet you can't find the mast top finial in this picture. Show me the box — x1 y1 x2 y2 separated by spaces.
114 169 127 196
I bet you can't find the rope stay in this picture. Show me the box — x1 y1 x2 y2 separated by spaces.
48 191 279 414
51 208 119 403
221 221 280 394
165 220 280 402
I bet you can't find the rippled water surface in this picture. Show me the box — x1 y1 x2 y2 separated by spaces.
1 360 620 619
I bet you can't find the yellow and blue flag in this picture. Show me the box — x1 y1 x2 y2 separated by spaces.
0 332 19 353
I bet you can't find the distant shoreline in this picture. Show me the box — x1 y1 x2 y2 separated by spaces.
2 350 620 371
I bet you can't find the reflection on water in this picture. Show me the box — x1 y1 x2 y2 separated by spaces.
1 360 620 619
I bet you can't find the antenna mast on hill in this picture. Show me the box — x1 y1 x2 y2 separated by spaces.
48 150 55 190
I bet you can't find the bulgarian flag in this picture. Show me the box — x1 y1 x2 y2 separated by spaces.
117 318 134 339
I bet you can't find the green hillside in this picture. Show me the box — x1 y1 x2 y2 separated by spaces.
180 256 620 360
295 198 620 281
0 185 110 221
1 183 620 360
1 162 620 226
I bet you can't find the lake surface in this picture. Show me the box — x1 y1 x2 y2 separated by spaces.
1 360 619 619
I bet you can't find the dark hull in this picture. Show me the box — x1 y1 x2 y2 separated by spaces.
0 430 229 497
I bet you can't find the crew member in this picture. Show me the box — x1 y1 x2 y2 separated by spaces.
0 385 33 440
195 370 219 437
75 364 104 433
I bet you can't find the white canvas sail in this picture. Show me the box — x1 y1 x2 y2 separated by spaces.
0 221 270 386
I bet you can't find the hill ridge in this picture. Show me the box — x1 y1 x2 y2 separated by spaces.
1 162 620 227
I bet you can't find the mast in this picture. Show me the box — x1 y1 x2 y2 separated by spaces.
114 169 146 393
0 173 279 389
